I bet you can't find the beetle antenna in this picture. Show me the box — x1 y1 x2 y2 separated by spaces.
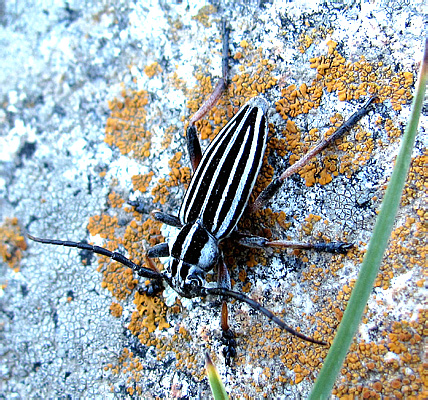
27 234 164 283
203 287 327 345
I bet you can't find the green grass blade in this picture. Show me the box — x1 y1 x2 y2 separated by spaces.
308 38 427 400
205 353 229 400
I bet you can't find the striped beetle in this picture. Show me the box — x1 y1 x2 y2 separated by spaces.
28 23 376 364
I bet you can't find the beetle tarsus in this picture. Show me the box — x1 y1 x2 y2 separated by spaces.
221 327 237 367
220 300 236 366
128 199 147 214
221 19 230 83
138 281 165 297
313 242 354 254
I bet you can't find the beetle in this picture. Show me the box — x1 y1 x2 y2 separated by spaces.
27 22 376 364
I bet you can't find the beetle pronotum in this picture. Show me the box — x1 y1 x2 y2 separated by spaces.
28 22 376 364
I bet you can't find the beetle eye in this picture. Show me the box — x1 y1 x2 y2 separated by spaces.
188 277 201 288
185 269 204 292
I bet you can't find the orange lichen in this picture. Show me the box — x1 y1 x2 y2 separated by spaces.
87 214 119 240
229 55 277 106
110 302 123 318
150 178 170 205
128 290 170 334
104 348 145 396
0 217 27 272
131 171 154 193
301 214 323 236
161 125 177 149
332 311 426 398
105 88 151 159
123 218 164 265
384 118 402 141
99 255 139 300
168 72 187 92
86 187 165 301
297 27 333 53
149 152 192 205
191 5 217 28
108 191 125 208
303 42 413 109
144 62 162 78
401 151 427 206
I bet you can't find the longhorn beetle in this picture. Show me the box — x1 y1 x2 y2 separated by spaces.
28 22 376 365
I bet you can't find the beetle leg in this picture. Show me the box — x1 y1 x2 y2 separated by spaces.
147 242 170 258
217 255 231 290
250 97 378 212
233 232 352 254
127 199 148 214
188 20 229 127
139 249 165 296
217 257 236 366
128 203 183 229
187 20 230 172
186 124 203 172
151 210 182 228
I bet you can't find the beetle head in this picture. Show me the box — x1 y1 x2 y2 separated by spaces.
167 220 220 297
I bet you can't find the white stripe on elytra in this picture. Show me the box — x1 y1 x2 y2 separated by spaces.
212 123 254 236
195 105 256 232
180 105 249 223
180 222 200 258
180 119 236 223
214 107 266 238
